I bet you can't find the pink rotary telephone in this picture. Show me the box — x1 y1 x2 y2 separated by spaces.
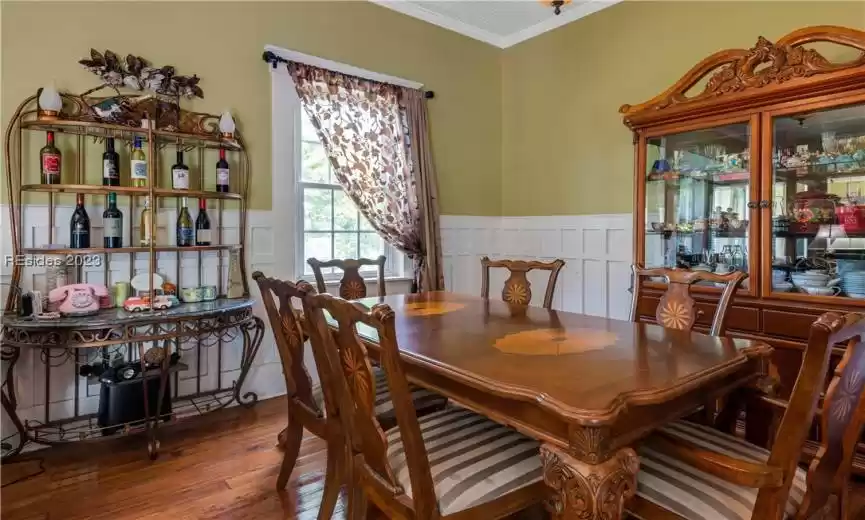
48 284 109 316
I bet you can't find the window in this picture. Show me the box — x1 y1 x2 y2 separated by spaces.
298 112 405 278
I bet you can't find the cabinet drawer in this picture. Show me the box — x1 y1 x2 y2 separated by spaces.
762 309 818 340
639 297 759 332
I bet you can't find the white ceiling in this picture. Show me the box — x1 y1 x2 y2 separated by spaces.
370 0 622 48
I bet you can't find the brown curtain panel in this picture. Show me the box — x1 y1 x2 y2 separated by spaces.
288 62 442 291
401 88 444 291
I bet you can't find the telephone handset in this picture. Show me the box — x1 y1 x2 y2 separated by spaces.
48 283 109 316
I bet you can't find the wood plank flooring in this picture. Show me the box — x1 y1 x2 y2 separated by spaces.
1 396 864 519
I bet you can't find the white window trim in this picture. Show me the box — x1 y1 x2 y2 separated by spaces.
268 45 417 283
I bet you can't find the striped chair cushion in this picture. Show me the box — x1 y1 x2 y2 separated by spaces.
385 406 543 516
312 366 446 418
637 420 808 520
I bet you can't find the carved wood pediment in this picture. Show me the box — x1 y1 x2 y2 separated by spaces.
704 36 834 96
621 25 865 127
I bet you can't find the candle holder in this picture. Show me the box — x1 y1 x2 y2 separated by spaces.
37 86 63 121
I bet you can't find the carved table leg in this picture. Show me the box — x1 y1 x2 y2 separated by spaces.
1 345 27 461
540 443 639 520
234 316 265 408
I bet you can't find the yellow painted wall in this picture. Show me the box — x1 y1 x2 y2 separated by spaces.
0 1 502 214
4 2 864 218
501 1 865 216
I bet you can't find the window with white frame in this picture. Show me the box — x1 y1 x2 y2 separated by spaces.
298 111 406 278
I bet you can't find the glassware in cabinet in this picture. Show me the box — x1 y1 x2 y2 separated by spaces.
769 102 865 299
643 122 752 289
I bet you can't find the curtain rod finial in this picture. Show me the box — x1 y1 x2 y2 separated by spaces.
424 91 435 99
262 50 284 70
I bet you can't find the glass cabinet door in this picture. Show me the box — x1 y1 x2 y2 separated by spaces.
769 102 865 300
644 122 753 290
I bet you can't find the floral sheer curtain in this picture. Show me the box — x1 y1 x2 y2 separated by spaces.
287 62 443 291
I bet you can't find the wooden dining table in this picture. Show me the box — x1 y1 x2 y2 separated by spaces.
339 291 773 520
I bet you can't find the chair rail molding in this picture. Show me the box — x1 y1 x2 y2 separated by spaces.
441 214 634 319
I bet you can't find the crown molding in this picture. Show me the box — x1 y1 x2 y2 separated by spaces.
369 0 622 49
369 0 507 47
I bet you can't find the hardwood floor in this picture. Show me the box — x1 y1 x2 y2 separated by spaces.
1 396 863 519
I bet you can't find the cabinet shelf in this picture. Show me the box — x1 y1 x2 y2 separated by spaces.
22 184 242 200
775 165 865 182
647 170 750 185
21 245 239 255
21 119 242 151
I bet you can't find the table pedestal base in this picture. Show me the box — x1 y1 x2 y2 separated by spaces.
540 444 640 520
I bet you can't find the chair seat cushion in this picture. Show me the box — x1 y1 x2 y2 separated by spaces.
312 366 446 418
386 406 543 516
637 420 808 520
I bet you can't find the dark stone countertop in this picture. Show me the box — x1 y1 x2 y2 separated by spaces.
2 298 255 330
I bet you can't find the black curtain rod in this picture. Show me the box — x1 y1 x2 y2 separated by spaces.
261 50 434 99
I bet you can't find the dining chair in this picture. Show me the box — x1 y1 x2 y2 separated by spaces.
480 256 565 309
308 255 387 299
252 272 446 520
629 265 748 337
627 311 865 520
301 291 547 520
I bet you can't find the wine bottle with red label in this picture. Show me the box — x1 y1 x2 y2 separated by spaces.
216 148 229 192
41 131 61 184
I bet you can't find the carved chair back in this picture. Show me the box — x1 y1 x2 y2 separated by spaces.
480 256 565 309
646 312 865 519
301 292 439 518
791 312 865 520
628 265 748 337
308 255 387 300
252 272 332 420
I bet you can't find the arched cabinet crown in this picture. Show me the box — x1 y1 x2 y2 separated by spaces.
621 25 865 129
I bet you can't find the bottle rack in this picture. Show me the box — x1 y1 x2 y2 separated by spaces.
1 91 262 461
4 94 251 308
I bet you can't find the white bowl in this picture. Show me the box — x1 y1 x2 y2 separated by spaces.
773 282 794 292
792 273 830 280
848 293 865 299
802 286 840 296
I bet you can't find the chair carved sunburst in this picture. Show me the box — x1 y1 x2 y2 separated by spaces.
503 273 532 305
307 256 387 300
340 278 367 300
655 285 697 331
339 333 375 413
481 257 565 309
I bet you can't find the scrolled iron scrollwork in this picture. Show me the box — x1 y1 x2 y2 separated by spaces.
234 316 265 408
1 302 263 460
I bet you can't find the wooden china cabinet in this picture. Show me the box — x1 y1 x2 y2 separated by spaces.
621 25 865 475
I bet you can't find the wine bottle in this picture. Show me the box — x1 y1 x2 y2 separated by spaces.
103 192 123 248
102 138 120 186
131 136 147 187
216 148 230 192
41 131 61 184
176 197 194 247
139 196 153 246
195 198 211 246
70 193 90 248
172 149 189 190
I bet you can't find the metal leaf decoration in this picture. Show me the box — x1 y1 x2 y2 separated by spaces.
78 48 204 99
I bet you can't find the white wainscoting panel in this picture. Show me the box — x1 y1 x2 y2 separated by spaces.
0 206 289 446
0 204 413 448
441 214 634 320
